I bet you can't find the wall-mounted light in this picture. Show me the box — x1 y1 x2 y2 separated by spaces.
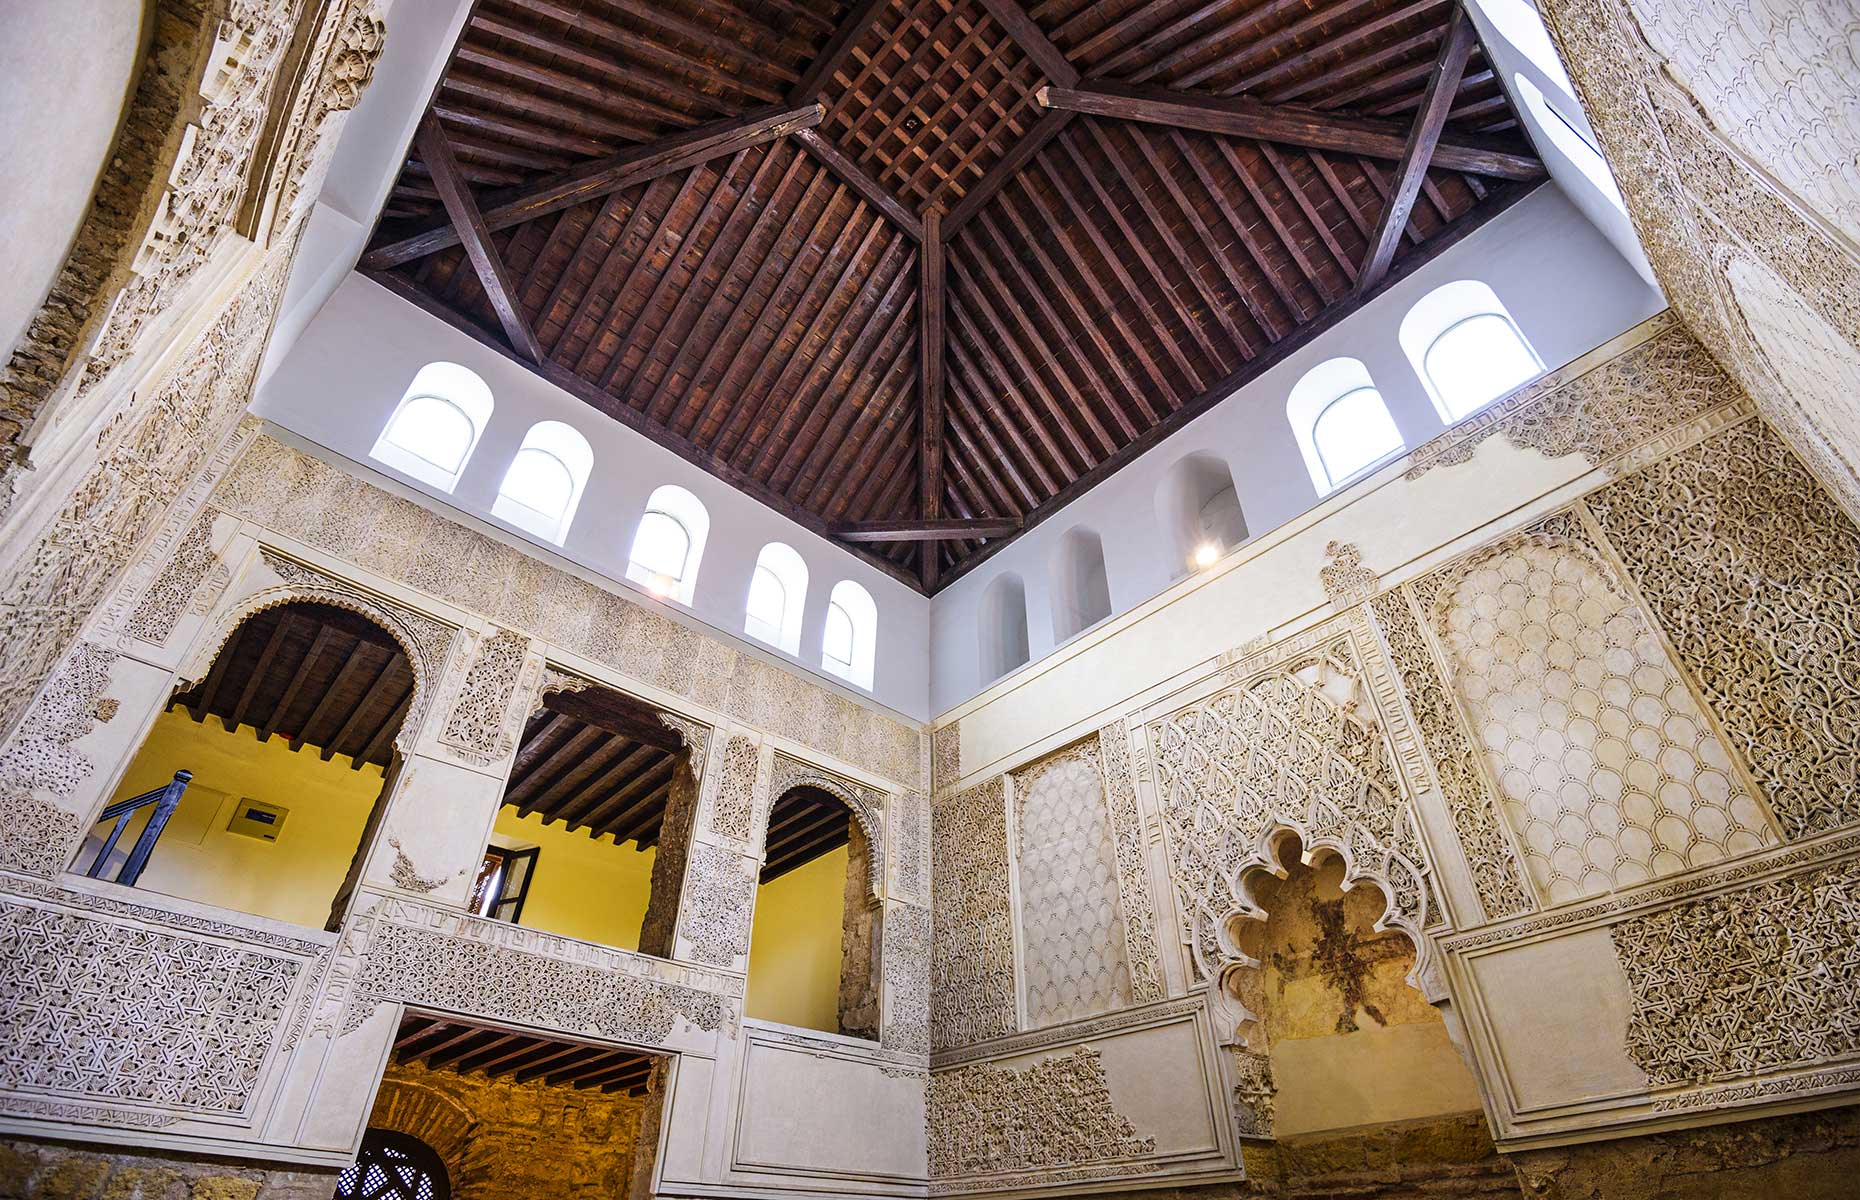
646 572 677 598
1193 542 1220 570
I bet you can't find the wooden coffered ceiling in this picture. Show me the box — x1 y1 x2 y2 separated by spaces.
361 0 1545 592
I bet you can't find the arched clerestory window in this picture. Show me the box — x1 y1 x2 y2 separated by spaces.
492 420 593 544
369 362 494 493
978 573 1030 682
745 542 808 656
821 580 877 690
1400 280 1544 423
626 484 709 605
1050 527 1112 642
1154 452 1249 576
1287 358 1405 494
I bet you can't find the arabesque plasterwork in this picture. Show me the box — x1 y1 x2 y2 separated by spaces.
766 751 889 895
438 628 533 768
1145 629 1435 998
207 435 923 791
931 776 1018 1052
1096 722 1166 1004
927 1046 1155 1182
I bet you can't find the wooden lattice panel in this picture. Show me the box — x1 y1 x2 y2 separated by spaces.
823 0 1047 215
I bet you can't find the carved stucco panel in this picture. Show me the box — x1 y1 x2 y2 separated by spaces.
208 437 925 791
1146 631 1434 987
927 1046 1155 1179
1011 740 1132 1028
931 776 1017 1051
1368 590 1536 921
708 735 760 842
438 628 533 768
1613 856 1860 1086
1586 420 1860 840
1425 519 1774 904
679 843 755 969
0 643 122 878
0 897 302 1114
1096 722 1166 1004
882 900 931 1056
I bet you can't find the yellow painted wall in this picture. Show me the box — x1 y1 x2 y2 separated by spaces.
490 806 655 950
745 845 848 1033
90 707 384 927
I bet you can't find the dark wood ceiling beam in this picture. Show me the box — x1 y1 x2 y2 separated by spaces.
527 735 636 816
945 333 1061 497
797 298 919 511
187 626 242 724
580 760 677 835
790 0 891 105
324 661 404 763
365 105 825 270
497 1042 594 1081
1123 125 1283 345
357 690 411 769
500 0 787 103
1259 142 1357 284
1357 6 1476 294
775 266 915 495
991 166 1165 422
1185 0 1396 89
464 13 711 124
1234 0 1450 96
947 298 1077 483
1116 0 1313 84
1082 120 1255 359
1049 132 1218 385
714 198 881 463
917 211 946 590
260 626 334 743
225 615 292 734
414 119 546 362
946 374 1039 511
975 0 1080 87
944 108 1073 236
941 414 1019 521
518 1045 631 1084
1168 130 1308 321
936 178 1542 591
580 172 715 386
596 0 809 81
833 518 1022 541
640 147 807 425
415 1026 489 1067
1037 81 1541 181
1215 141 1335 306
289 642 367 753
554 744 656 828
512 726 609 811
754 234 913 484
794 129 924 240
603 773 680 844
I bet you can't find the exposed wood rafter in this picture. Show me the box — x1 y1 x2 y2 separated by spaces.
793 129 925 239
365 104 825 269
918 211 946 589
975 0 1080 88
1037 79 1541 181
833 517 1021 542
1356 5 1478 293
414 118 545 361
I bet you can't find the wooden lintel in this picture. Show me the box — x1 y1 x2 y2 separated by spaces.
365 104 825 269
833 519 1020 542
1037 78 1541 182
413 118 546 362
1356 6 1478 293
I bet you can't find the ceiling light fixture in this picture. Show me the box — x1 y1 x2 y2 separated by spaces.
1193 542 1220 569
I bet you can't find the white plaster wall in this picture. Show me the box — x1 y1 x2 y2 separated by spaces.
0 0 145 362
255 274 931 720
930 185 1665 713
259 0 473 384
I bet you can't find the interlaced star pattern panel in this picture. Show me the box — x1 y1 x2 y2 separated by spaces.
363 0 1544 590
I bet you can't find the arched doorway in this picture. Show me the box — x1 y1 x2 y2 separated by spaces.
73 601 416 929
336 1130 451 1200
746 784 880 1040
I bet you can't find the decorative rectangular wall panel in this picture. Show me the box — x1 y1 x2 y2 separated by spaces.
0 898 300 1114
1613 856 1860 1085
931 777 1017 1051
1419 516 1773 904
1369 590 1535 920
1012 741 1131 1028
927 1047 1154 1180
1097 722 1165 1003
1147 633 1433 981
1586 420 1860 839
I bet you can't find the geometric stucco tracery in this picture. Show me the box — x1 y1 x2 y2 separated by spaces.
1146 628 1434 999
